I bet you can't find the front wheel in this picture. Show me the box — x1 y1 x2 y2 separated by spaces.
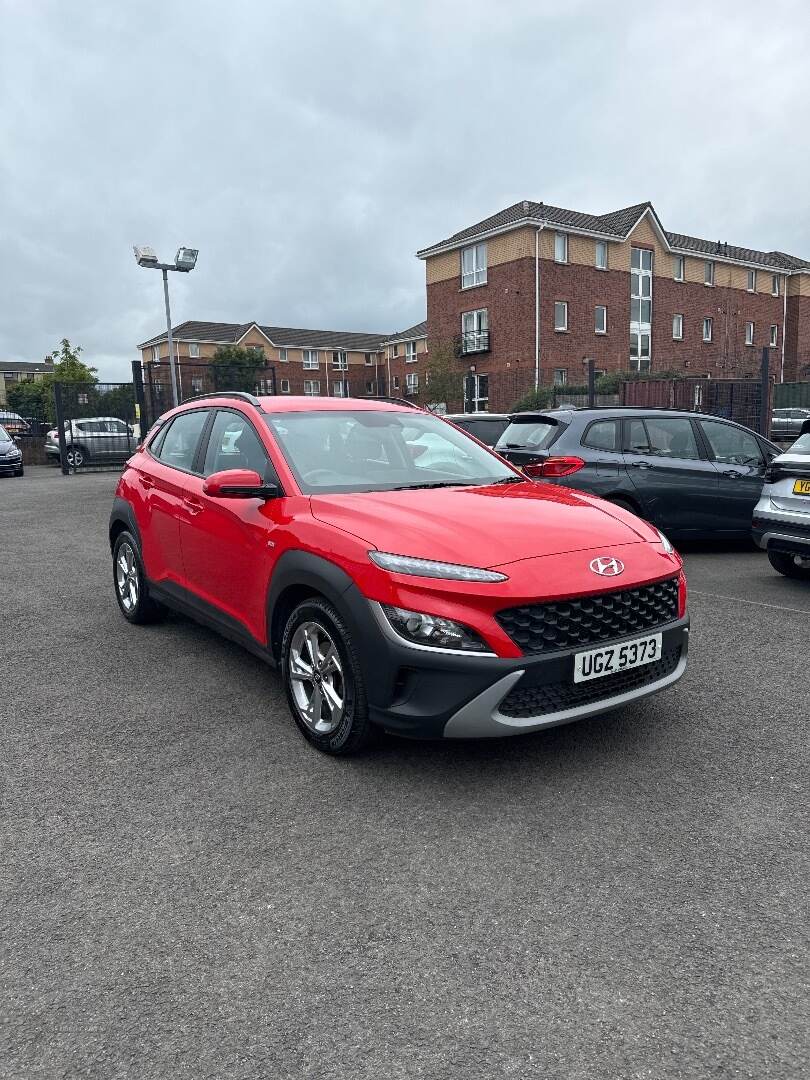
66 446 86 469
113 531 165 623
767 550 810 580
281 598 374 755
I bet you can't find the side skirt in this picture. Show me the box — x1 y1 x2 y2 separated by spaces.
148 580 276 669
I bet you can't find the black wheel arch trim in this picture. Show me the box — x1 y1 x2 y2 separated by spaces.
266 549 359 661
109 497 142 551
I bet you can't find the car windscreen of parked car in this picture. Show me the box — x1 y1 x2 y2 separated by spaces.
0 425 11 441
496 417 562 451
265 409 517 494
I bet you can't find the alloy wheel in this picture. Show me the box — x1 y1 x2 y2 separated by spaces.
289 621 345 734
116 542 139 612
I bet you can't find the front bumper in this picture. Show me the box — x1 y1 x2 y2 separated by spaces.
0 457 23 473
345 586 689 740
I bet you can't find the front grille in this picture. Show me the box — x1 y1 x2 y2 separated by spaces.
496 577 679 655
499 646 682 718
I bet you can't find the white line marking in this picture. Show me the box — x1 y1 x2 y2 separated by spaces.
690 589 810 617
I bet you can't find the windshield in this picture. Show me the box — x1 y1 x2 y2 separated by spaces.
0 425 9 442
496 418 561 451
265 410 517 494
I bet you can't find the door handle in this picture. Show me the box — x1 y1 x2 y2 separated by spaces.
183 498 204 516
138 475 155 489
720 469 741 478
630 461 654 469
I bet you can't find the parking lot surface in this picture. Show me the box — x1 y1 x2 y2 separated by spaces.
1 467 808 1079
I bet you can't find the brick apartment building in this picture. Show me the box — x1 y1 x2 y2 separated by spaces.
418 199 810 411
0 357 55 409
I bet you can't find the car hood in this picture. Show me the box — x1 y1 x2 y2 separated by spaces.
309 481 654 567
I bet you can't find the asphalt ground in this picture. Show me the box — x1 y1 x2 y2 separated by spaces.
1 467 808 1079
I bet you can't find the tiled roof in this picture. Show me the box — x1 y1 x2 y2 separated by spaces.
139 320 389 352
0 359 55 373
381 320 427 344
418 199 810 271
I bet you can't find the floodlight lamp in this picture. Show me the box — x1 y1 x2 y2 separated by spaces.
175 247 199 271
133 245 159 267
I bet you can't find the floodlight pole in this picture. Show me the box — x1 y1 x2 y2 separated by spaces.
162 268 180 407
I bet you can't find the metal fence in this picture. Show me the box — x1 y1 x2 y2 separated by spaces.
53 381 140 474
620 377 769 433
142 360 276 424
773 381 810 409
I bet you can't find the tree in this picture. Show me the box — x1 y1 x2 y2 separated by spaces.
422 341 463 413
6 380 47 419
36 339 97 422
210 345 267 393
510 386 554 412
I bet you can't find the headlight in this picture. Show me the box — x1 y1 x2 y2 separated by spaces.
369 551 507 583
381 604 493 652
656 528 674 554
7 448 21 459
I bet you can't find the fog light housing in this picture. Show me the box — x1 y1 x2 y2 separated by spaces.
381 605 492 653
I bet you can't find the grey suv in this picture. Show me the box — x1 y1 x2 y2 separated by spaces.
45 416 136 468
495 407 778 539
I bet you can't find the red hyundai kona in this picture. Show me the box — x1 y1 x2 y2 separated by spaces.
110 394 689 755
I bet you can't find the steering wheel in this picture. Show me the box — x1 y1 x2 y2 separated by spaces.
302 468 345 485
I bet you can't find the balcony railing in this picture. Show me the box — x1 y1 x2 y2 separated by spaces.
456 330 491 356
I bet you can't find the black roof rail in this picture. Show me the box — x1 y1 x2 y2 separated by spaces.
181 391 264 410
354 395 423 410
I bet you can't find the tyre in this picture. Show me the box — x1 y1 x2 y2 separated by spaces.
15 468 23 477
112 531 165 624
66 445 86 469
767 550 810 581
281 597 374 755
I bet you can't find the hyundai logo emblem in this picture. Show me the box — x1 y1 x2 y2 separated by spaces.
589 556 625 577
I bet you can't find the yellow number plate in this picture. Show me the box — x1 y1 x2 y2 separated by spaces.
793 479 810 495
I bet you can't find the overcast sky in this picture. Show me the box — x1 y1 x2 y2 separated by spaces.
2 0 810 381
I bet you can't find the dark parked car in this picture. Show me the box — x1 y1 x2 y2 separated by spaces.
444 413 511 447
0 423 24 476
494 407 779 539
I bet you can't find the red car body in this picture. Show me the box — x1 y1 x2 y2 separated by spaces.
110 394 688 750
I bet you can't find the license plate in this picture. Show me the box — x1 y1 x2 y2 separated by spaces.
574 633 663 683
793 479 810 496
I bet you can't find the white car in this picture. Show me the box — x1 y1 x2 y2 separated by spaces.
752 425 810 580
45 416 136 468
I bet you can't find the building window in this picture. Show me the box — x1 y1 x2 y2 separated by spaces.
405 341 418 362
390 344 400 358
595 305 607 334
554 232 568 264
553 369 568 386
747 269 757 292
279 348 288 362
673 255 684 281
280 378 290 393
303 380 320 395
405 372 419 394
332 380 349 396
461 309 489 352
152 346 160 362
461 242 487 288
772 274 780 296
745 321 755 346
554 301 568 331
364 352 374 366
595 241 608 270
303 350 319 369
770 325 778 347
629 332 651 373
189 342 200 358
673 314 683 340
331 351 348 370
704 260 715 286
365 379 375 394
392 375 400 390
703 317 713 342
190 376 203 393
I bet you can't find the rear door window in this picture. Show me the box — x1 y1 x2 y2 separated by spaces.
153 410 209 472
643 417 701 460
699 420 764 466
581 419 620 451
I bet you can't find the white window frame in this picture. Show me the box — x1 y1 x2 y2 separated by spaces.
673 314 683 340
405 341 418 363
151 345 160 362
770 324 778 348
279 348 289 363
704 260 715 286
595 241 608 270
280 378 290 393
553 369 568 386
190 376 203 393
747 269 757 292
364 352 375 366
302 349 319 370
332 380 348 396
745 321 755 346
772 274 780 296
554 232 568 264
673 255 685 281
461 309 489 352
554 301 568 332
188 342 200 358
331 351 348 370
461 242 487 288
703 317 713 342
303 379 320 395
405 372 419 393
594 305 607 335
392 375 400 390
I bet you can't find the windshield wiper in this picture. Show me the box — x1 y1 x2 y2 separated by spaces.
389 481 478 491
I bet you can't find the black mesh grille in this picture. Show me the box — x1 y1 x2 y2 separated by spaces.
496 577 679 655
499 646 682 718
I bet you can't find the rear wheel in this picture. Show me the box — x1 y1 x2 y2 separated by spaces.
112 531 165 623
281 598 374 755
767 550 810 580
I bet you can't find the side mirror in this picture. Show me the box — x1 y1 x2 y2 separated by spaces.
202 469 279 499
